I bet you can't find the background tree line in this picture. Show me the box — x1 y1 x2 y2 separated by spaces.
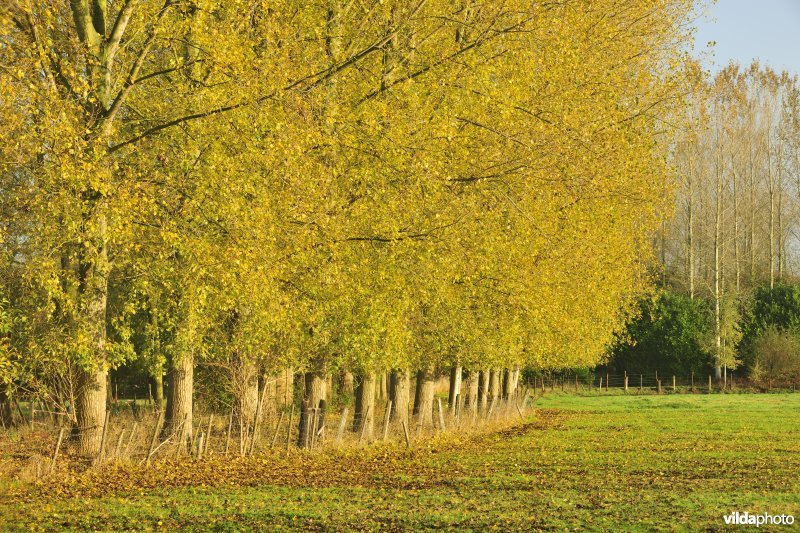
610 61 800 384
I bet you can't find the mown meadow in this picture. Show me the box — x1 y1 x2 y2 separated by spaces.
2 392 798 531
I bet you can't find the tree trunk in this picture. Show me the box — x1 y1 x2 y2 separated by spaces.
353 372 376 438
732 157 740 292
412 369 424 415
464 370 480 412
777 137 784 283
106 373 113 405
766 111 775 290
341 370 354 397
153 370 164 410
237 358 260 430
389 369 410 427
165 352 193 443
502 368 514 400
0 386 16 428
489 369 501 401
74 367 108 455
378 372 387 401
414 367 435 428
478 370 489 411
714 121 723 382
687 150 695 299
72 214 109 456
448 365 462 414
278 367 294 407
260 373 277 421
298 368 326 447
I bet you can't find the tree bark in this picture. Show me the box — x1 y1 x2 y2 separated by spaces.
489 369 501 401
378 372 387 401
478 369 490 411
153 371 164 410
464 370 480 412
165 352 193 443
75 366 108 455
448 365 462 414
237 358 260 430
353 372 376 438
687 147 695 299
341 370 354 397
260 373 277 421
389 369 410 427
278 367 294 407
714 113 723 382
0 386 16 428
72 212 109 456
298 368 326 447
414 367 435 428
502 368 513 399
412 369 423 415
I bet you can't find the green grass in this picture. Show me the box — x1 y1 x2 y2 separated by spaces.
3 393 800 531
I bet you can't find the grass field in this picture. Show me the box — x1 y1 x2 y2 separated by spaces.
2 392 799 531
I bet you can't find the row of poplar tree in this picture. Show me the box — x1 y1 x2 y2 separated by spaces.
663 61 800 378
1 0 698 454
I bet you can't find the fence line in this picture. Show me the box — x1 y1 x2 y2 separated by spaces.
525 372 799 394
2 388 540 481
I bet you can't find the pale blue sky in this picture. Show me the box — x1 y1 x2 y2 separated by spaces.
693 0 800 75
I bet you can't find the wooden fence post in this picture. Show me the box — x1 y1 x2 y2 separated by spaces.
708 375 712 392
124 421 138 460
401 421 411 448
114 427 126 460
146 411 165 465
672 375 676 391
305 407 316 449
49 427 66 475
271 410 286 449
335 408 348 443
382 400 393 441
285 404 294 451
436 399 446 432
175 414 188 459
519 390 530 413
657 380 662 394
358 406 371 443
97 411 112 464
205 415 214 455
624 371 628 392
225 408 234 456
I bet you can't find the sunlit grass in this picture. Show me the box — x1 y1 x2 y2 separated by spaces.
3 392 799 530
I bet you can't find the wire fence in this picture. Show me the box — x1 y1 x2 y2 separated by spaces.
0 388 538 483
526 372 800 394
4 371 798 483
